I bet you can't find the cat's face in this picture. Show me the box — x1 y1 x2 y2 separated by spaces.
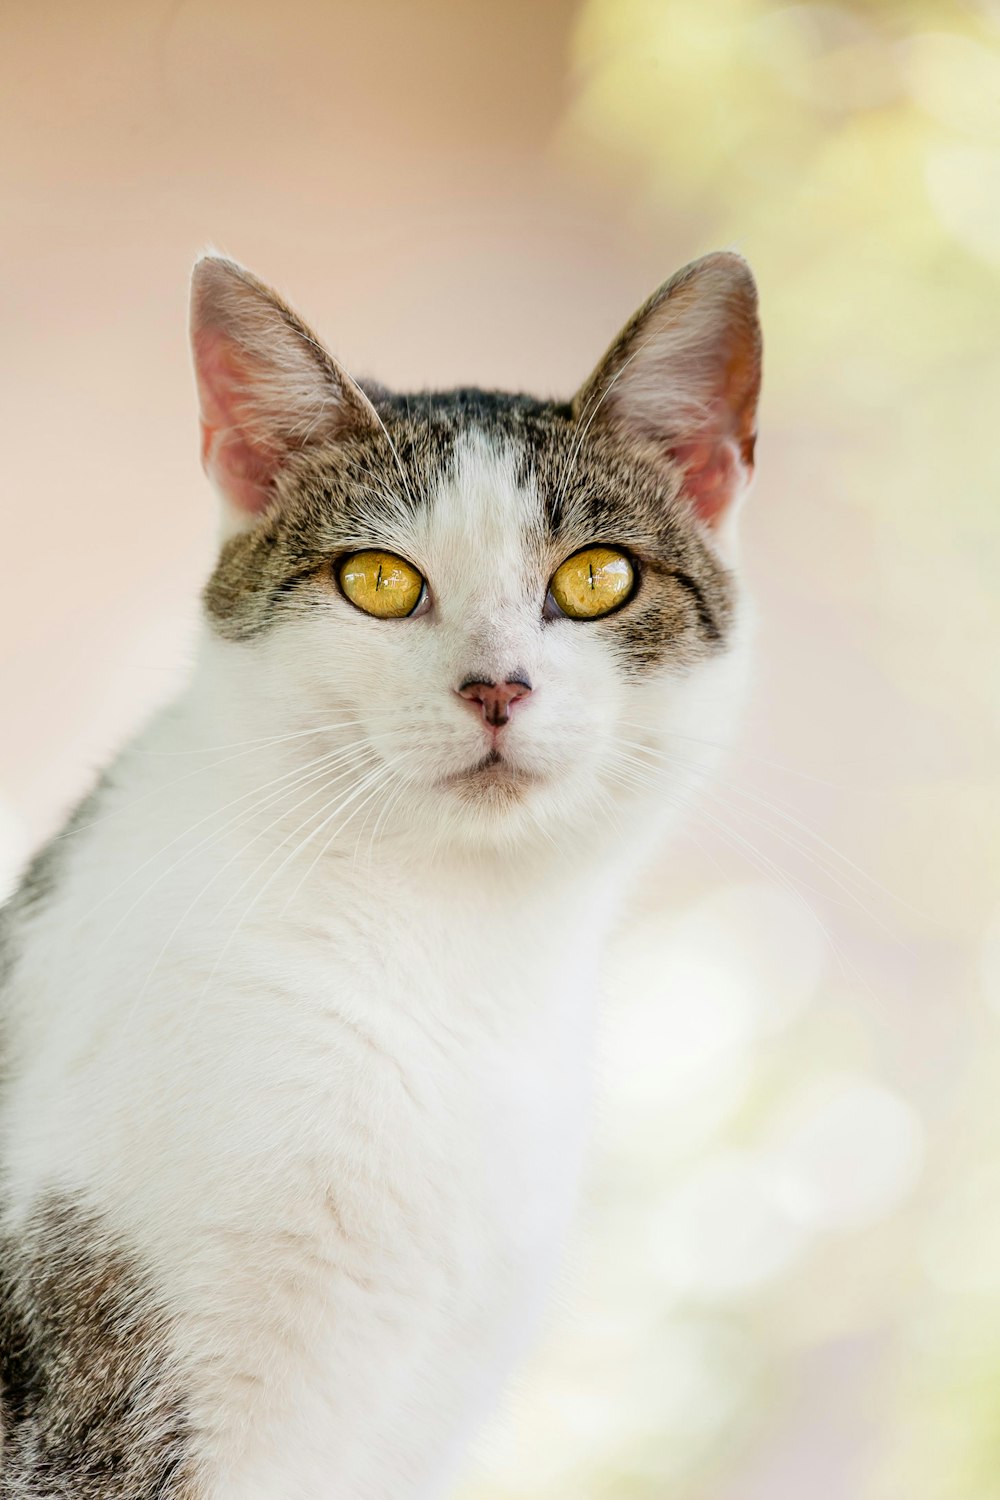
191 254 761 852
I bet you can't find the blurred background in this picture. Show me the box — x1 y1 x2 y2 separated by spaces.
2 1 999 1495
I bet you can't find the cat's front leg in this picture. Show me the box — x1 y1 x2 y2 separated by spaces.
0 1193 198 1499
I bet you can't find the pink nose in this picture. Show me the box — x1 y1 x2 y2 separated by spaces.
456 676 533 728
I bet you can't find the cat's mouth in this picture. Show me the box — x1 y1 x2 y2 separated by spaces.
439 749 541 800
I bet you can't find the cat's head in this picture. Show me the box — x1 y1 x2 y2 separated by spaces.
189 253 761 855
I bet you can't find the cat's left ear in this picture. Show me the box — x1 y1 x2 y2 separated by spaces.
573 252 761 532
190 254 380 532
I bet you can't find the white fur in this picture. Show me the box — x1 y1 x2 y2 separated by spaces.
1 431 747 1498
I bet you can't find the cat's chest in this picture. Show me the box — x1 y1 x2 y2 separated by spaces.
134 899 597 1269
243 920 593 1221
165 932 595 1490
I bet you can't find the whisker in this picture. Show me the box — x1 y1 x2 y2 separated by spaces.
617 721 853 789
356 760 411 875
281 763 402 919
552 336 656 523
617 735 916 925
88 743 369 947
198 752 379 927
132 713 402 758
606 750 863 989
123 750 377 1020
365 406 421 517
197 762 395 999
61 718 387 838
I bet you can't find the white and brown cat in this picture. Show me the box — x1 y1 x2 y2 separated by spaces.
0 250 761 1498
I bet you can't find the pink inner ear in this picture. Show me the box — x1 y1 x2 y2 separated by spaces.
671 434 749 528
194 329 276 517
669 336 759 527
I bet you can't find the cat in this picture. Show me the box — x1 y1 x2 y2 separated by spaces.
0 249 761 1498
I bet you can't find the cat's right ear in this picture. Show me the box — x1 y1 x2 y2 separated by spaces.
189 255 379 532
572 252 761 536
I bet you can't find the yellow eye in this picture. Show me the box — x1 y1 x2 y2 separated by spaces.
548 546 635 620
339 550 425 618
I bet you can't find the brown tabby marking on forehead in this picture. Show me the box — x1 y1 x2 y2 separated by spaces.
202 387 735 675
0 1196 198 1498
